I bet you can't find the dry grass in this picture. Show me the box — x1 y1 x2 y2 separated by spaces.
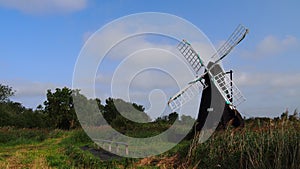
182 119 300 169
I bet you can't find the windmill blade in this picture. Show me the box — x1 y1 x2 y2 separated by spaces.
211 24 249 62
176 25 248 75
177 39 204 74
212 71 246 107
171 24 249 110
168 81 202 111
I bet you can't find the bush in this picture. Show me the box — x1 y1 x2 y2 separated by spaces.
0 128 49 145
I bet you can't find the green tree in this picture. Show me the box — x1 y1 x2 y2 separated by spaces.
103 98 150 124
72 90 105 126
0 84 14 102
181 114 195 125
103 98 118 124
0 85 48 128
132 102 145 112
95 98 104 112
0 103 12 126
44 87 79 129
281 109 288 120
168 112 179 124
289 108 299 121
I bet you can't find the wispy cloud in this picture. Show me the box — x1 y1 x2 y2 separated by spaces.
2 79 64 107
236 72 300 98
80 21 212 101
220 34 300 117
0 0 87 14
235 71 300 117
242 35 299 58
3 79 62 97
94 48 195 101
236 72 300 88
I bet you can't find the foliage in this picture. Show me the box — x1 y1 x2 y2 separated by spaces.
103 98 150 124
168 112 179 124
0 85 183 135
72 90 107 127
0 84 14 102
44 87 80 130
0 102 48 128
0 127 49 145
59 129 92 146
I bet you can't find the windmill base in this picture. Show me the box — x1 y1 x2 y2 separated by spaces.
196 63 244 132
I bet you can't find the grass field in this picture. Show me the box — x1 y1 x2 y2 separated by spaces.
0 128 136 169
0 118 299 169
0 129 71 168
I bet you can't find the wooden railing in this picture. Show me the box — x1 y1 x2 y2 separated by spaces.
94 139 129 155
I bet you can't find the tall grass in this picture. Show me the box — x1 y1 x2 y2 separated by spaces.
0 127 49 145
1 120 299 168
185 119 300 169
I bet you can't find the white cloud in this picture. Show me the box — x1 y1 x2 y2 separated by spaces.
3 79 62 98
233 72 300 117
236 72 300 88
1 79 65 108
242 35 299 58
0 0 87 14
82 25 208 100
81 13 216 63
94 48 195 101
235 71 300 108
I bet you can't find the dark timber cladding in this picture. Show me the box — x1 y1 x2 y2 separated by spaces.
196 62 244 131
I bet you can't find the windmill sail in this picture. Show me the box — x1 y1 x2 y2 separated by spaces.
168 81 202 111
177 39 204 74
213 72 246 107
168 24 248 110
211 24 249 62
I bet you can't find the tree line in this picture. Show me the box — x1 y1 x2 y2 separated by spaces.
0 84 193 131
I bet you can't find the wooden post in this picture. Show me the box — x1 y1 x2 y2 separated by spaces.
108 144 112 152
125 145 129 155
116 143 119 153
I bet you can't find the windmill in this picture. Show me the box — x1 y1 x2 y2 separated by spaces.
168 24 249 130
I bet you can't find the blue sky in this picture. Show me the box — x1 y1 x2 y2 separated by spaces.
0 0 300 118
